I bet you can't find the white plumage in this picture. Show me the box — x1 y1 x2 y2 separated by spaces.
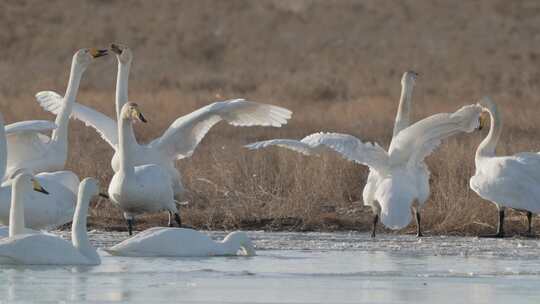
104 228 255 257
470 97 540 237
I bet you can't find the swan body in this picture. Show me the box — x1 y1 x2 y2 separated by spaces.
247 103 483 233
0 116 79 229
0 177 101 265
108 103 178 234
7 48 107 176
470 97 540 237
105 228 255 257
36 44 292 201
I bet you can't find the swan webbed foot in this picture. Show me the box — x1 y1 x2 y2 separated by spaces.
371 214 378 238
479 232 505 238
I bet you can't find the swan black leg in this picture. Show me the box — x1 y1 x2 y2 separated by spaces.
371 214 379 238
527 211 533 236
495 208 505 238
415 209 423 237
174 212 182 227
168 211 174 227
127 219 134 236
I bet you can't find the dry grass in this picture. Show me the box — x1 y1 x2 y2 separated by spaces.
1 0 540 235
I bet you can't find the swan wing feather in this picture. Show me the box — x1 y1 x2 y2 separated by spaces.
151 99 292 160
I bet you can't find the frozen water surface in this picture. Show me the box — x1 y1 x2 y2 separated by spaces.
1 231 540 303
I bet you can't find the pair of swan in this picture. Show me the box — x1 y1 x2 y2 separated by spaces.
0 176 100 265
470 97 540 237
0 116 80 230
37 44 292 234
247 72 484 237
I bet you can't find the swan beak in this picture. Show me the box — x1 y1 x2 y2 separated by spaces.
89 48 108 58
32 179 49 195
478 112 489 131
110 43 123 55
136 111 147 123
99 192 110 199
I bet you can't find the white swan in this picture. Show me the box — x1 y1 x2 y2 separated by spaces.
0 177 101 265
37 44 292 231
6 48 107 177
470 97 540 237
104 228 255 257
0 115 79 230
247 104 483 236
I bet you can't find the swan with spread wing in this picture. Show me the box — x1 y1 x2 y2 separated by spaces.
7 48 107 177
36 44 292 233
247 101 483 237
470 97 540 237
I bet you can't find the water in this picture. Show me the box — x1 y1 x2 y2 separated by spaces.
0 231 540 303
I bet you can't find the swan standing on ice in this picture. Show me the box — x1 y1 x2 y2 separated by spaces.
247 102 483 237
37 44 292 233
0 177 101 265
105 228 255 257
0 115 79 230
7 48 107 177
470 97 540 237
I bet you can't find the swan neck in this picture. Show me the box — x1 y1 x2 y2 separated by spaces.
393 81 414 137
118 117 136 174
9 177 26 237
115 60 130 120
71 184 95 260
476 104 502 160
52 57 84 144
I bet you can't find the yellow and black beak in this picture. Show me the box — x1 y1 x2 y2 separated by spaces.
478 112 489 131
89 48 108 58
110 43 123 55
32 179 49 195
133 108 147 123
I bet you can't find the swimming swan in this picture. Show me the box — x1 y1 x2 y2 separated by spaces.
470 97 540 237
6 48 107 177
0 116 79 230
247 104 483 236
0 177 101 265
37 44 291 231
104 228 255 257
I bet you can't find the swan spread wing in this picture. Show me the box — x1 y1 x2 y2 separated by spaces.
301 132 389 170
388 104 482 166
150 99 292 160
35 91 118 148
245 138 330 156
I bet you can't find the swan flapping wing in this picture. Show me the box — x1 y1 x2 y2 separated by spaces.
5 120 56 172
388 104 483 166
245 138 330 156
301 132 389 170
247 132 389 170
35 91 118 148
5 120 56 135
150 99 292 160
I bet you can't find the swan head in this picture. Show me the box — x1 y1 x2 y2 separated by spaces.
121 102 147 123
401 71 418 87
11 170 48 195
110 43 133 64
73 48 108 70
223 231 256 256
477 97 497 130
80 177 99 199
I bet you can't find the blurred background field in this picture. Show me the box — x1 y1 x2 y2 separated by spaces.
1 0 540 235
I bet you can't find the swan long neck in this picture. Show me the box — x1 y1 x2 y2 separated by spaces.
115 60 131 120
118 117 136 174
9 177 26 237
392 81 414 137
52 56 84 145
476 103 502 160
71 181 97 261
